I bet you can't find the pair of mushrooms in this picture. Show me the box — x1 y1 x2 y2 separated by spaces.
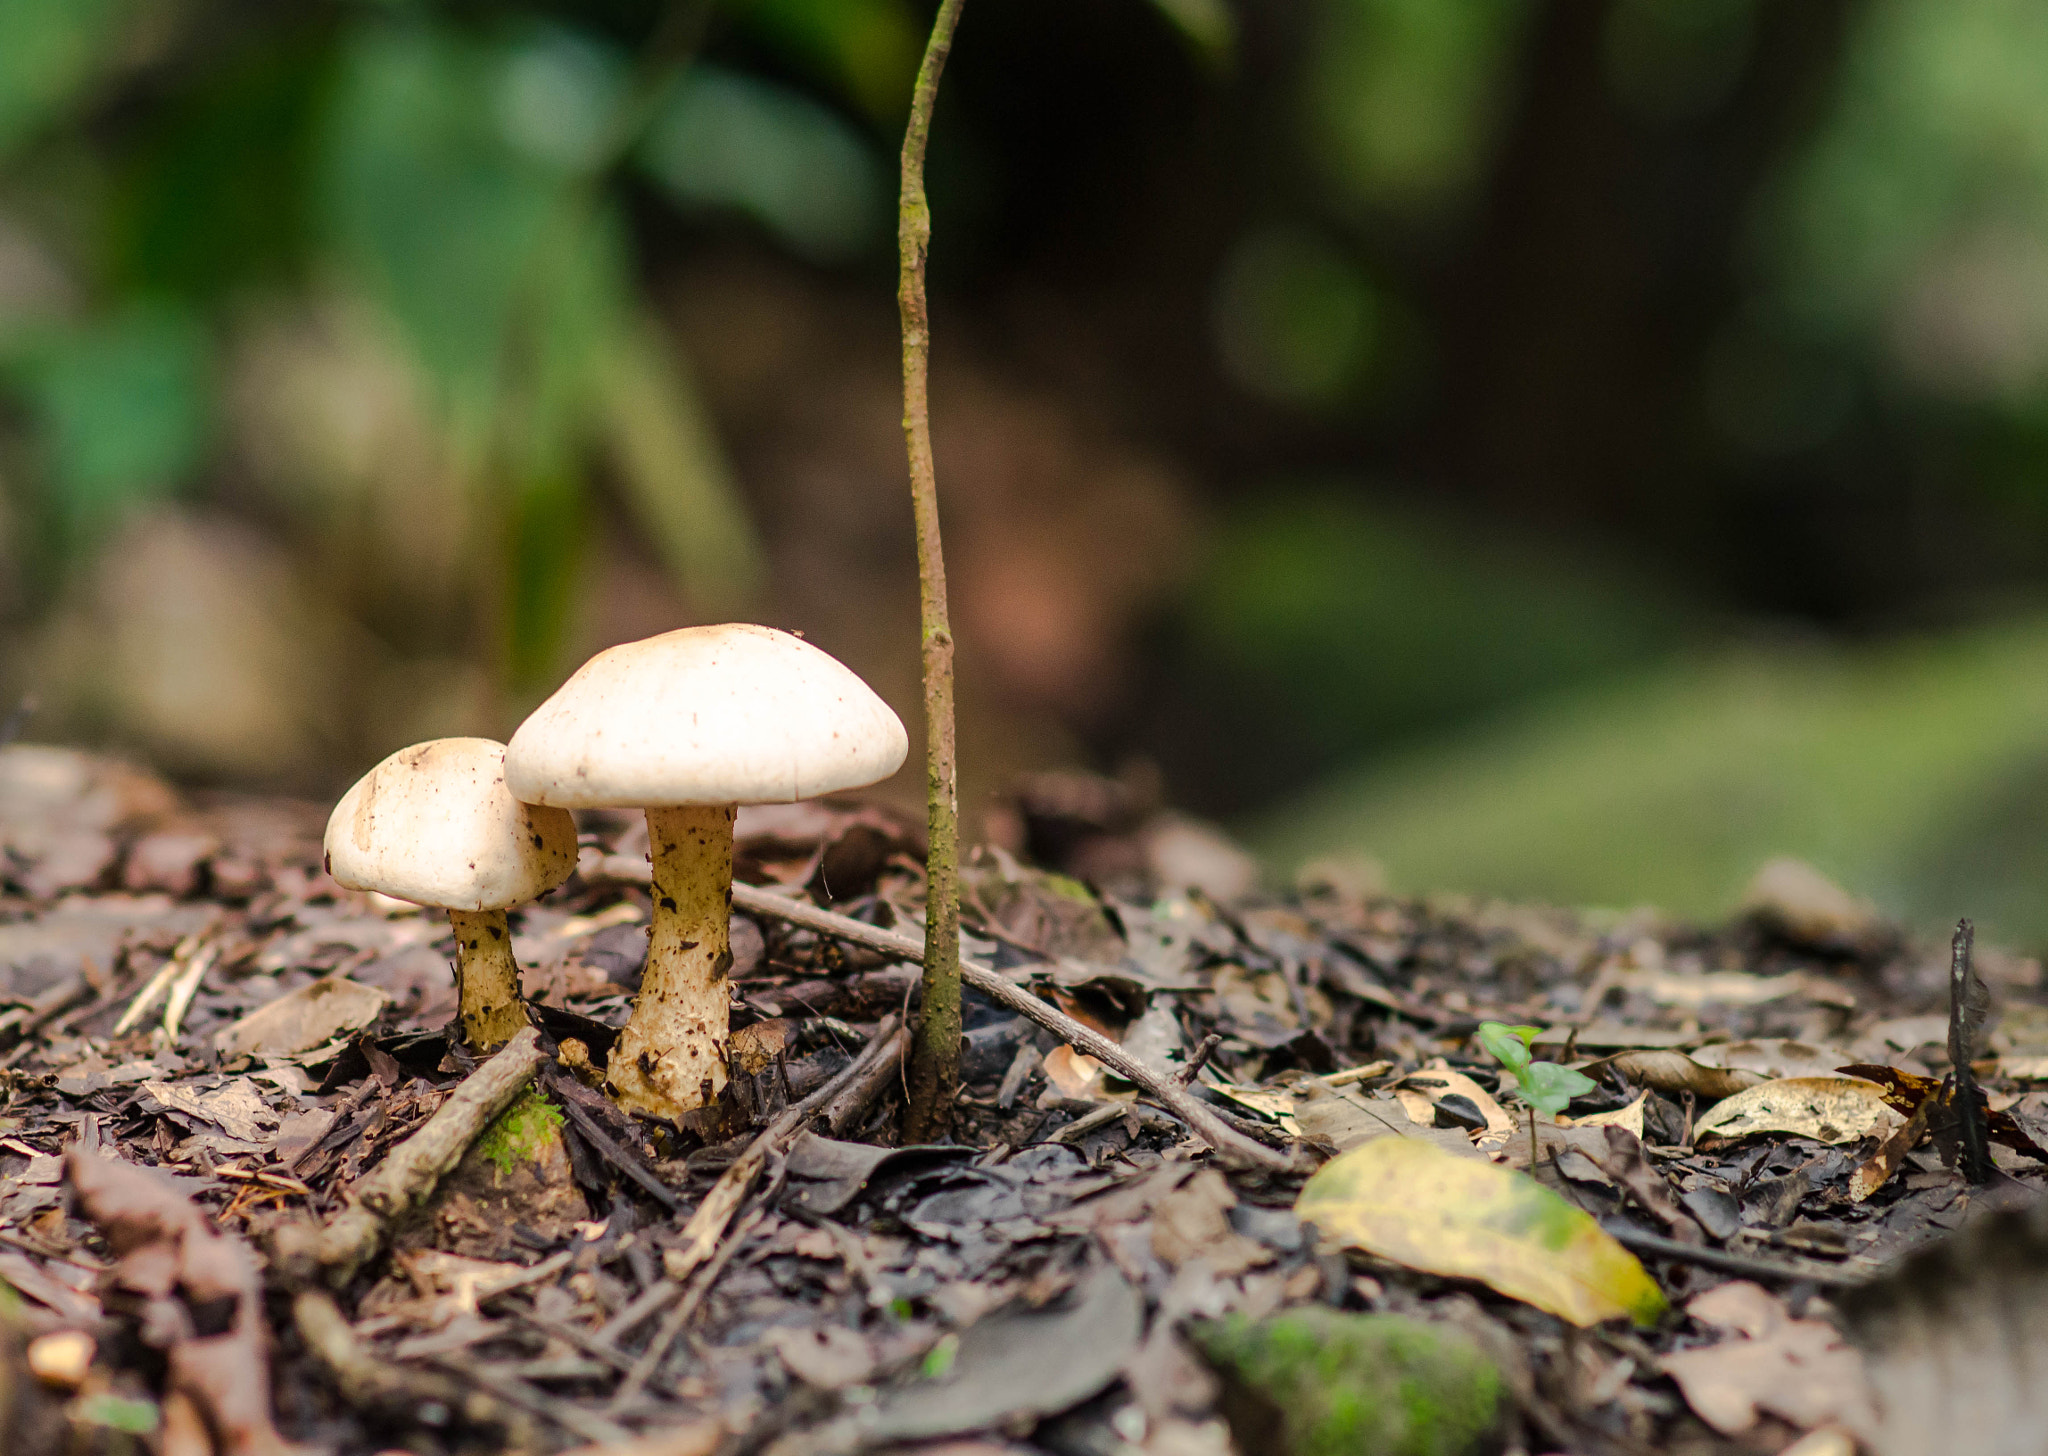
322 624 907 1120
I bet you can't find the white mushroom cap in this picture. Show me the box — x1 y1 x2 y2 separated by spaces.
324 738 577 910
504 624 908 809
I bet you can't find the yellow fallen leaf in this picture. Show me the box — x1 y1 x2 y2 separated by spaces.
1558 1091 1647 1136
1692 1076 1902 1146
1295 1138 1668 1327
1398 1061 1516 1144
1203 1078 1300 1135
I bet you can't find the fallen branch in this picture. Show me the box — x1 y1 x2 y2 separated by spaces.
664 1014 905 1283
293 1027 548 1286
731 883 1299 1173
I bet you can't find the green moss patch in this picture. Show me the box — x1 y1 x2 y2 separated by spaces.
475 1088 565 1176
1192 1308 1501 1456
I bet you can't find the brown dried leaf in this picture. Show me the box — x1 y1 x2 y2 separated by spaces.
213 975 389 1060
66 1150 295 1456
1693 1077 1902 1146
766 1325 878 1390
1149 1169 1272 1276
1042 1044 1113 1101
1660 1281 1871 1435
1290 1083 1483 1159
1841 1063 2048 1164
1559 1092 1647 1136
1591 1049 1761 1101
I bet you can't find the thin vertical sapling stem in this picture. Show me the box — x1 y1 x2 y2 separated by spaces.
1477 1021 1595 1171
900 0 968 1141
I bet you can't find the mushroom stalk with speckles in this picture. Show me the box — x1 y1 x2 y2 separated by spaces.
606 806 736 1114
324 738 577 1054
447 908 526 1051
505 625 907 1120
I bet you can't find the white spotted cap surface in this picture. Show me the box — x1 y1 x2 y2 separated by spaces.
503 624 908 809
323 737 577 910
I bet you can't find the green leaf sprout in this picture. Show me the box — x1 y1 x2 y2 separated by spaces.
1476 1020 1596 1118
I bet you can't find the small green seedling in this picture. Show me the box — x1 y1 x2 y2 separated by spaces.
1477 1022 1597 1167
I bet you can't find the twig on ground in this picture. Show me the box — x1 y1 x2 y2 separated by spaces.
664 1015 904 1284
825 1021 910 1136
160 939 217 1042
1176 1034 1223 1085
292 1288 531 1445
539 1063 684 1212
612 1203 768 1412
898 0 970 1143
429 1351 635 1446
511 1306 638 1376
1606 1225 1867 1287
113 931 205 1034
1047 1102 1130 1144
0 973 89 1047
289 1027 548 1286
594 1278 683 1349
731 882 1300 1174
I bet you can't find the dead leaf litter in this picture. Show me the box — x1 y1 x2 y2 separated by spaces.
0 748 2044 1454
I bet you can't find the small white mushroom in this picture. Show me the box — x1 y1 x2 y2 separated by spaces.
504 624 906 1119
324 738 576 1052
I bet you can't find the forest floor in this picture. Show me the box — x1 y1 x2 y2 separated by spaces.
0 746 2041 1456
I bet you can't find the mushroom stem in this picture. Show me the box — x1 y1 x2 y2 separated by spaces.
448 908 528 1052
608 804 735 1118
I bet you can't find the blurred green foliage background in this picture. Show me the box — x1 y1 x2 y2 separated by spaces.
7 0 2048 940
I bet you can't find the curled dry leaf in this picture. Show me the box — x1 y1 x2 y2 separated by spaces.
1295 1138 1667 1328
1743 856 1891 956
1593 1125 1700 1240
1840 1063 2048 1165
727 1017 795 1075
1042 1043 1110 1101
1590 1049 1761 1102
1692 1077 1903 1147
66 1149 295 1456
1396 1061 1515 1143
1848 1101 1930 1203
1660 1281 1872 1436
1558 1091 1647 1135
1206 1078 1300 1132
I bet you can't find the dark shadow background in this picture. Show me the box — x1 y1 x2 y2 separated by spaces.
8 0 2048 933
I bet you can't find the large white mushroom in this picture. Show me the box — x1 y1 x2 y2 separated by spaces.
504 624 907 1119
324 738 577 1051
